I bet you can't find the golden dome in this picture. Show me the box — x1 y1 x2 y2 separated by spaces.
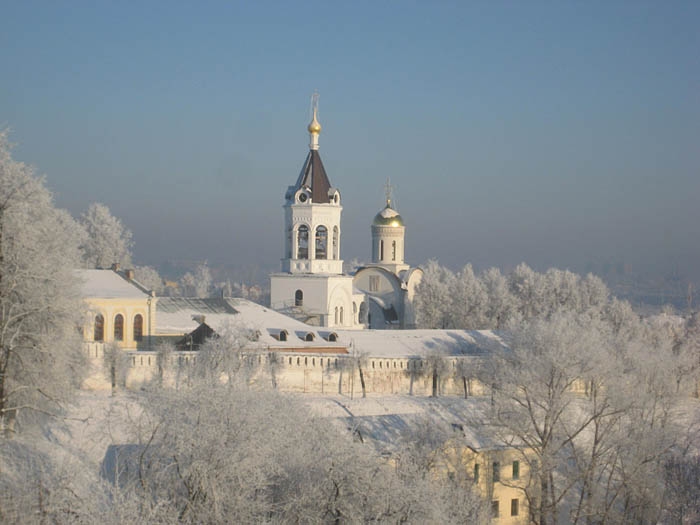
373 202 404 227
308 108 322 134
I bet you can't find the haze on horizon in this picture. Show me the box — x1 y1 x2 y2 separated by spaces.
2 1 699 286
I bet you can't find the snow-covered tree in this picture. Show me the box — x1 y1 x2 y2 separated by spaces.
0 131 86 435
422 348 451 397
189 321 260 387
349 342 369 399
133 265 164 295
479 313 612 524
109 384 478 523
178 261 213 298
414 259 455 329
480 266 518 329
79 202 133 269
451 264 487 329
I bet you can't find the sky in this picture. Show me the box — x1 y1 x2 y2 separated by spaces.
2 1 699 283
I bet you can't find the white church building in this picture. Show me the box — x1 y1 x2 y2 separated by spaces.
270 99 422 329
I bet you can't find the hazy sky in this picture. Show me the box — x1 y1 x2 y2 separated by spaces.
2 1 699 280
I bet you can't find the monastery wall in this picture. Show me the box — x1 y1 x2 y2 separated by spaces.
81 342 490 397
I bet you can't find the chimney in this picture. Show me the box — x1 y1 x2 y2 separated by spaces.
111 263 120 272
125 269 134 280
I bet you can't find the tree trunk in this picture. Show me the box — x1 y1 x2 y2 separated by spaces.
359 366 366 398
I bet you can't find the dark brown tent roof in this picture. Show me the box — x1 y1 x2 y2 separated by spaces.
293 150 332 203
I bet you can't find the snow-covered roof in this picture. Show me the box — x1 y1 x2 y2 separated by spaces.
333 329 505 359
156 297 241 335
156 297 505 357
303 395 510 452
77 269 149 299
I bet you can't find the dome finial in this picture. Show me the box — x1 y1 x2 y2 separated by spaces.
308 92 321 150
384 177 394 208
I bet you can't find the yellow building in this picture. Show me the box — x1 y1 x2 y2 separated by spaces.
77 265 157 351
341 402 535 525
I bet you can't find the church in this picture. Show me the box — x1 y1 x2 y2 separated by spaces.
269 99 423 329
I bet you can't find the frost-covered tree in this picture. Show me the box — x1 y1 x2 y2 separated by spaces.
102 342 129 395
190 321 260 387
0 131 86 435
422 348 451 397
349 342 369 399
480 313 612 524
480 266 518 329
133 265 164 295
79 202 133 269
108 385 477 524
178 261 213 298
414 259 455 329
451 264 487 329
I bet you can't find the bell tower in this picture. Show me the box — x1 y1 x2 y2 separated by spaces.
280 93 343 275
270 95 364 328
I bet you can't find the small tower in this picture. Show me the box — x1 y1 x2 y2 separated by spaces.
270 95 364 328
371 181 409 274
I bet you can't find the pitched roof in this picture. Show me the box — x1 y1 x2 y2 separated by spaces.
293 150 332 203
76 269 149 299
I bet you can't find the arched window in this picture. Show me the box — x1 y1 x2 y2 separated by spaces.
328 333 338 342
380 240 384 260
359 302 368 324
340 307 344 325
333 226 339 259
279 330 288 342
295 289 303 306
334 306 339 325
114 314 124 341
133 314 143 342
297 225 309 259
392 240 396 261
315 225 328 259
94 314 104 341
305 333 314 342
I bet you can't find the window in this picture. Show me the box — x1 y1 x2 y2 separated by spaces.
359 302 368 323
340 307 344 324
94 314 104 341
474 463 479 483
333 226 339 259
392 240 396 261
369 275 379 292
295 289 303 307
315 225 328 259
491 501 499 518
380 240 384 260
297 225 309 259
305 333 314 342
493 462 500 483
114 314 124 341
512 460 520 480
133 314 143 342
334 306 339 325
328 333 337 342
279 330 287 342
511 499 519 517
